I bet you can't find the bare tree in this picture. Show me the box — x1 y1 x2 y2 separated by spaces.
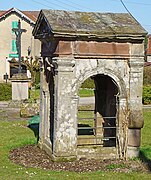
23 56 40 86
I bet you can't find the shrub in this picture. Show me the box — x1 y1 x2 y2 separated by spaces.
35 71 40 85
34 83 40 89
142 86 151 105
0 83 12 101
81 78 95 89
143 66 151 85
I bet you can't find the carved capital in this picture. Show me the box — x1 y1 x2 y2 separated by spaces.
52 58 75 73
128 58 144 68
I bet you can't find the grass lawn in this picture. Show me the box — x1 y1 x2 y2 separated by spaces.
78 88 94 97
0 110 151 179
140 109 151 166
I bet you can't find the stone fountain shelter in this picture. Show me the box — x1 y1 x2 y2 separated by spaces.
33 9 147 161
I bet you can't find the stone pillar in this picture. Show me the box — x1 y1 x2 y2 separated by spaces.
39 61 45 146
94 112 104 144
39 57 52 156
128 56 144 158
11 73 30 101
52 58 77 161
117 97 128 158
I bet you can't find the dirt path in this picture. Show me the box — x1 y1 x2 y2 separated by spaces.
0 101 28 121
9 144 150 173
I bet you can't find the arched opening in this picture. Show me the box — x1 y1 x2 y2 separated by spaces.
77 74 119 147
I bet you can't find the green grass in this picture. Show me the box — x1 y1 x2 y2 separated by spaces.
78 88 94 97
106 163 126 170
0 110 151 179
140 110 151 163
29 88 95 99
78 105 94 127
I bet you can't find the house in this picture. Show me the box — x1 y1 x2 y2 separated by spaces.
33 9 147 161
145 34 151 62
0 8 40 82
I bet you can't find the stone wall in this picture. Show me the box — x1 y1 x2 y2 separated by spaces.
39 39 144 161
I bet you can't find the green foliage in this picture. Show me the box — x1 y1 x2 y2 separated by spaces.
143 66 151 85
106 163 126 170
35 71 40 85
81 78 95 89
29 89 40 101
34 83 40 89
0 83 12 101
142 86 151 105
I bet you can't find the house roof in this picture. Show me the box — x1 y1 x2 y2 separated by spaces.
0 11 5 16
0 8 39 24
21 11 39 22
33 9 147 40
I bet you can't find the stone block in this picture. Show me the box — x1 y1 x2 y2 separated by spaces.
128 129 141 147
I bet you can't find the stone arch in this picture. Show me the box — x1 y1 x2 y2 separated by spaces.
75 66 124 148
72 64 129 150
73 66 127 99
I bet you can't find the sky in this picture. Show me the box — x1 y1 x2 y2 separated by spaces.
1 0 151 34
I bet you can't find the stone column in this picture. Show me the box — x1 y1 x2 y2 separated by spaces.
39 60 44 147
39 57 52 156
128 56 144 158
117 97 128 158
52 58 76 161
11 73 30 101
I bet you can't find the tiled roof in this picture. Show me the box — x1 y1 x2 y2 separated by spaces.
21 11 39 22
0 11 5 16
0 8 39 23
37 9 147 36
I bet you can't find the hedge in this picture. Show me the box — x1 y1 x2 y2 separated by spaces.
0 83 12 101
143 66 151 85
143 86 151 105
81 78 95 89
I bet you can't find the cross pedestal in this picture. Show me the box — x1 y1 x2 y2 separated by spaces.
11 73 30 101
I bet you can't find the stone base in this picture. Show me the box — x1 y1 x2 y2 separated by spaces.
127 146 140 159
8 100 22 108
39 139 77 162
77 146 117 160
11 73 30 101
38 139 52 157
51 154 77 162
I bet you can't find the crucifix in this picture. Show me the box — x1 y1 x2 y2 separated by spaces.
12 20 27 73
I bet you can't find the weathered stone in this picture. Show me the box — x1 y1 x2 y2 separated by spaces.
20 101 40 117
128 129 141 147
129 111 144 128
75 41 130 56
33 9 147 161
11 73 30 101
